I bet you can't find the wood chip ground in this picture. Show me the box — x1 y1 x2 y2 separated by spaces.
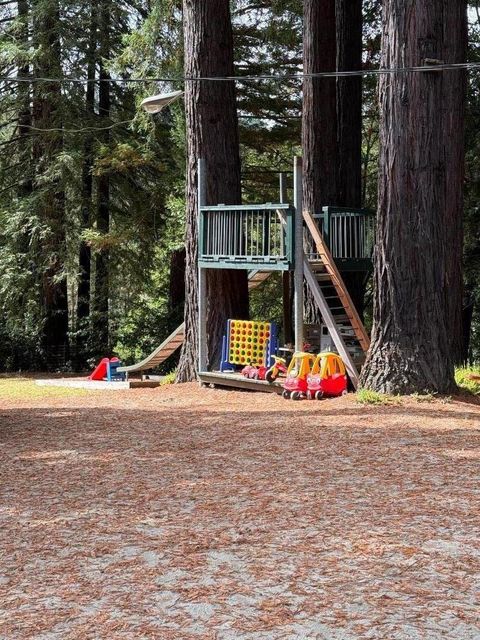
1 383 479 639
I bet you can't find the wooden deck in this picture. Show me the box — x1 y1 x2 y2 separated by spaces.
198 371 283 394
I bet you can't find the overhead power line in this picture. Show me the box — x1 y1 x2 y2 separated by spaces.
17 119 134 133
0 61 479 85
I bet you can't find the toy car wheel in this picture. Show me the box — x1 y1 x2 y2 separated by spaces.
306 390 312 400
266 369 276 383
315 390 324 400
291 391 302 401
341 390 348 396
282 390 290 400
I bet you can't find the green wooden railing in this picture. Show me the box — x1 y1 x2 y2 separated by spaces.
199 203 294 270
313 206 375 270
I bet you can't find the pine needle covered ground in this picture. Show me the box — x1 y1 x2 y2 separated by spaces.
1 382 479 639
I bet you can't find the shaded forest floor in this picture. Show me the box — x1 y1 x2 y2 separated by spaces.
1 380 479 639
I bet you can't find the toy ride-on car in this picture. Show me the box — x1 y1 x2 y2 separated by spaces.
306 352 347 399
282 352 316 400
265 355 287 383
241 364 268 380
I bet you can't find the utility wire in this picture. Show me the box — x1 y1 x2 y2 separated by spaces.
16 119 134 133
0 61 479 84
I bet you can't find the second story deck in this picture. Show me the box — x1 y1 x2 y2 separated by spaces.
198 202 375 273
199 203 294 271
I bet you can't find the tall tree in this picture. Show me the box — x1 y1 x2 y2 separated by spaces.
336 0 362 208
92 0 111 355
76 1 97 360
177 0 248 381
303 0 366 320
360 0 467 393
32 0 69 366
302 0 337 220
335 0 366 318
302 0 337 324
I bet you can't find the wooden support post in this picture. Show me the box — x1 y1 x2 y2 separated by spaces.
293 157 304 351
198 158 208 373
279 172 287 204
280 171 291 342
282 272 293 344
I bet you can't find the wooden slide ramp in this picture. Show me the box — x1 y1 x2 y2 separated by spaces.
118 271 271 375
117 323 186 375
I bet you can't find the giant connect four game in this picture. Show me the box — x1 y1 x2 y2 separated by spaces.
221 319 278 369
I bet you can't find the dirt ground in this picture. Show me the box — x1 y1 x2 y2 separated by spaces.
1 382 479 640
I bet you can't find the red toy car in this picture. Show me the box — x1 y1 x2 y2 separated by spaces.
306 352 348 399
241 364 268 380
282 352 316 400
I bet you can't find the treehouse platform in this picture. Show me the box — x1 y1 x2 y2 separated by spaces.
196 157 374 392
198 371 283 393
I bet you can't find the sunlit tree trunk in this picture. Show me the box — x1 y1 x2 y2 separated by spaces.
360 0 467 394
177 0 248 381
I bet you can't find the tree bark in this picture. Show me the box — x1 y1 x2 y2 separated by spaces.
76 1 97 363
336 0 365 319
32 0 69 367
77 4 96 321
360 0 466 394
443 1 467 364
169 247 186 314
92 0 111 355
336 0 362 208
302 0 337 324
177 0 248 382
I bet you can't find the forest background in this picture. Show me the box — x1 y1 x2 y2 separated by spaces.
0 0 478 372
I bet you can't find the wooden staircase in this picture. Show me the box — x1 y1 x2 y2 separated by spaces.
303 210 371 388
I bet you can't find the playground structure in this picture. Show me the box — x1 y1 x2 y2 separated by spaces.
112 156 374 391
197 157 373 391
115 270 278 381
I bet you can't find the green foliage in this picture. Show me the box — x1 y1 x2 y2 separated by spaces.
356 388 401 405
455 366 480 395
160 370 177 385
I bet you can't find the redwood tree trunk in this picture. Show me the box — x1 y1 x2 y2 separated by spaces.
177 0 248 381
336 0 362 208
93 0 111 355
76 1 97 364
302 0 337 324
32 0 69 367
360 0 466 394
443 2 467 364
336 0 365 319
